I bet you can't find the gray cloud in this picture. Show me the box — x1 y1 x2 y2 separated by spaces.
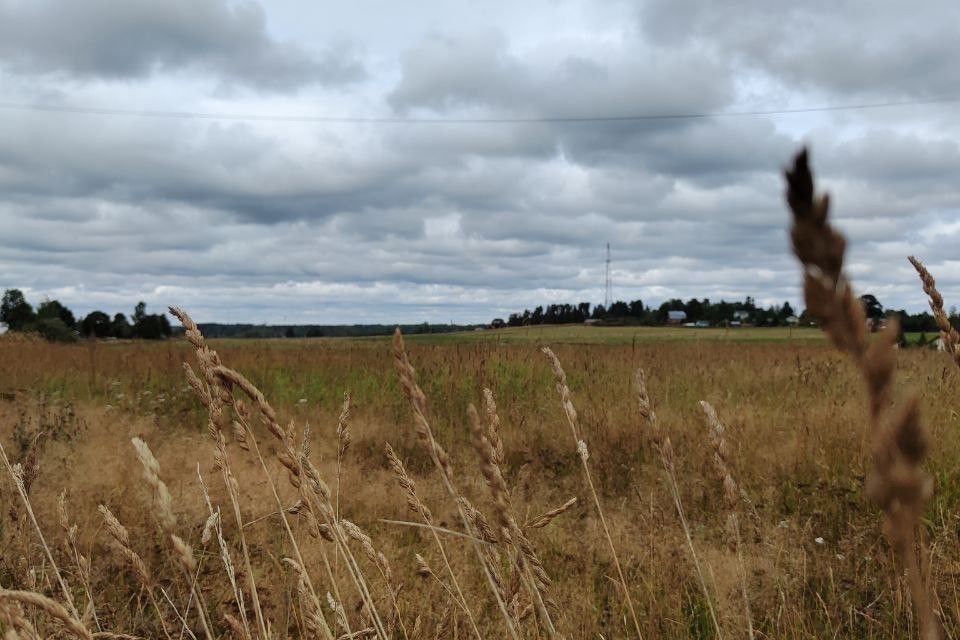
0 0 365 90
639 0 960 100
0 1 958 323
389 27 734 119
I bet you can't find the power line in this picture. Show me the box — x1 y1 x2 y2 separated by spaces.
0 96 955 125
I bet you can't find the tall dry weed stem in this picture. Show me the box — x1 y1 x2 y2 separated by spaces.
700 401 754 639
908 255 960 368
0 590 92 640
786 149 939 640
542 346 643 639
392 329 520 640
467 403 556 633
635 369 721 639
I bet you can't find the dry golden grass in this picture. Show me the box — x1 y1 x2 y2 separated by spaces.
909 255 960 369
2 151 960 638
4 333 960 638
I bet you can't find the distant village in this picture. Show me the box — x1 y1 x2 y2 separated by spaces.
491 295 944 333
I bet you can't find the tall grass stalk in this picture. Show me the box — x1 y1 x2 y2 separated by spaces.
542 346 644 639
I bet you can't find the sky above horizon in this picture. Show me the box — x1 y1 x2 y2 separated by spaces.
2 0 959 324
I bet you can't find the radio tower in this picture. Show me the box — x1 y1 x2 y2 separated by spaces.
604 242 612 308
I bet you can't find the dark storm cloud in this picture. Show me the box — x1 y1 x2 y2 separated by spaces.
0 0 365 90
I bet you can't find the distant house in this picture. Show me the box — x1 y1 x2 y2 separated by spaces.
667 310 687 324
733 310 750 321
584 318 601 325
695 320 710 328
0 322 6 335
785 315 800 326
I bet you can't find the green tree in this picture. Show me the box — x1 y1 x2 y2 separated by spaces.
134 310 172 340
81 311 111 338
133 301 147 324
860 294 884 320
608 300 630 317
37 299 76 328
779 301 795 321
860 294 885 332
31 317 77 342
111 313 132 338
1 289 36 331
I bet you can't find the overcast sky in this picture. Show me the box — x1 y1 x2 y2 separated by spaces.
1 0 958 324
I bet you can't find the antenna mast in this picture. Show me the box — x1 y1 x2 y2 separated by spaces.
604 242 612 308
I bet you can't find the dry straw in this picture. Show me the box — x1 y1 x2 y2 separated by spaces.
0 440 80 622
130 437 213 639
97 505 152 587
636 368 721 638
908 255 960 368
786 149 939 640
384 442 433 523
524 497 577 530
700 401 754 639
392 328 520 640
58 490 100 632
0 589 92 640
542 346 643 639
193 304 393 640
467 403 556 632
0 596 41 640
335 392 352 520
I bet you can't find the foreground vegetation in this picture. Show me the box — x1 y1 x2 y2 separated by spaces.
1 151 957 638
2 311 959 638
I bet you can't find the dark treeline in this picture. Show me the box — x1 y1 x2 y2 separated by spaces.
500 294 947 332
0 287 479 341
197 322 480 339
5 286 951 343
502 297 797 326
1 289 172 342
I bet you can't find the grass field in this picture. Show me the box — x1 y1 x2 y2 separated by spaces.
402 324 828 345
2 318 959 639
360 323 930 346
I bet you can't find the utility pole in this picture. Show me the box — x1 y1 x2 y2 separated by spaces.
604 242 612 309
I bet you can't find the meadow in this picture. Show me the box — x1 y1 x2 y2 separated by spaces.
1 152 957 639
2 318 959 639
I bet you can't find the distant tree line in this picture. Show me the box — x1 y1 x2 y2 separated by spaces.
502 297 798 327
499 294 949 332
198 322 480 339
1 289 172 342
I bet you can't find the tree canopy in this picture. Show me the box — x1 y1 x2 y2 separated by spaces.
2 289 173 341
1 289 35 331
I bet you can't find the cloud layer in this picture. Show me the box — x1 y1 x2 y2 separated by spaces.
1 0 958 323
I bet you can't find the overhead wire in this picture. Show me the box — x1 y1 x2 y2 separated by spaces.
0 96 955 124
